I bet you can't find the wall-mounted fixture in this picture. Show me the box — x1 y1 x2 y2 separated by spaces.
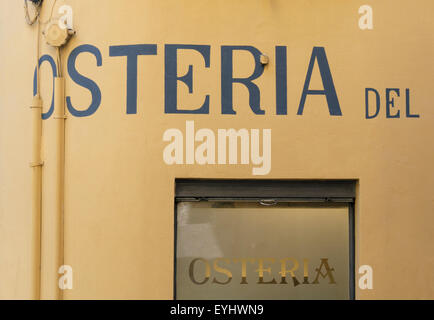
42 20 75 48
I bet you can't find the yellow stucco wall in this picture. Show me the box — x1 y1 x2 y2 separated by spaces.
0 0 433 299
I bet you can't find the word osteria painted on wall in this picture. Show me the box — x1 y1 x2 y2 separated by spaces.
33 44 421 175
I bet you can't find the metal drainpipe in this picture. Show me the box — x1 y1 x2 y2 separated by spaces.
30 93 43 300
30 14 43 299
29 0 72 299
53 76 65 300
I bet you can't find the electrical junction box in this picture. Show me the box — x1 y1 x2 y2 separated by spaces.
43 20 74 48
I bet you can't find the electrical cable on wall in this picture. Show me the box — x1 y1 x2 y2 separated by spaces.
26 0 74 96
24 0 43 25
